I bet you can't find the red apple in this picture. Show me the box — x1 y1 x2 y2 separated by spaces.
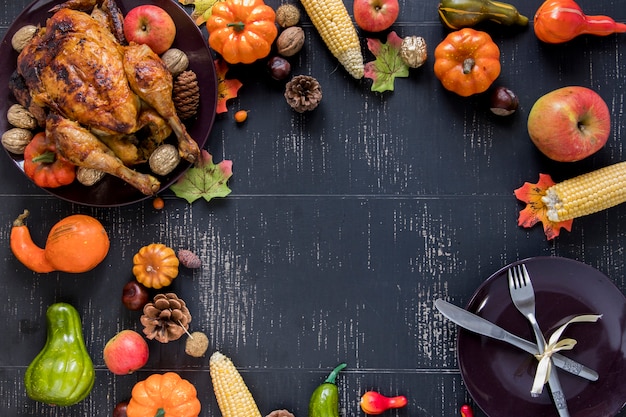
123 5 176 55
527 86 611 162
353 0 399 32
103 330 149 375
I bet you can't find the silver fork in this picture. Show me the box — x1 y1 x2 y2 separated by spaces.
508 264 570 417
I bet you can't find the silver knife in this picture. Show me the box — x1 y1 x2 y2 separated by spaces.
434 299 599 382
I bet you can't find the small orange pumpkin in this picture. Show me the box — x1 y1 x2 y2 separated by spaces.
132 243 179 289
127 372 201 417
10 209 110 273
433 28 501 97
206 0 278 64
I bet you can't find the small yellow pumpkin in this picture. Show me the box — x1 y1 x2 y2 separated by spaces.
132 243 179 289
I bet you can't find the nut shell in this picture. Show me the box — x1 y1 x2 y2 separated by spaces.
277 26 305 57
11 25 38 53
149 144 181 176
76 167 105 186
7 104 38 129
400 36 428 69
2 128 33 154
161 48 189 76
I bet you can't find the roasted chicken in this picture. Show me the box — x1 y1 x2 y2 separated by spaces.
14 1 200 195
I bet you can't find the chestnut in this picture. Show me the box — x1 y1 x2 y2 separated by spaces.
121 280 149 311
268 56 291 81
490 86 519 116
112 400 129 417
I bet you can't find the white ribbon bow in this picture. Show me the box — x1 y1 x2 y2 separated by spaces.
531 314 603 395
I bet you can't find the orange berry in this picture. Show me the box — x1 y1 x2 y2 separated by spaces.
152 197 164 210
234 110 248 123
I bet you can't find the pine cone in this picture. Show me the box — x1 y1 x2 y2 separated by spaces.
173 70 200 120
284 75 322 113
140 293 192 343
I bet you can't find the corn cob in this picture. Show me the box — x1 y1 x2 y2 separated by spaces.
299 0 364 79
209 351 262 417
541 161 626 222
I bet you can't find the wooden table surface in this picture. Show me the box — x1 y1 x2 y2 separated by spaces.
2 0 626 416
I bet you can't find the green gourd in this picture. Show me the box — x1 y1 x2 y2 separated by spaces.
24 302 95 406
438 0 528 30
308 363 346 417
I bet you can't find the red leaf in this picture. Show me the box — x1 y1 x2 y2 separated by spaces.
514 173 573 240
215 59 243 114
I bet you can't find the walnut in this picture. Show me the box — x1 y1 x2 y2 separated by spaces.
400 36 428 69
1 128 33 154
149 144 181 176
275 4 301 28
284 75 322 112
76 167 105 186
7 104 38 129
11 25 38 53
266 410 295 417
277 26 305 57
161 48 189 76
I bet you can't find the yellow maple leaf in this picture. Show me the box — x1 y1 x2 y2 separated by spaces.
179 0 223 26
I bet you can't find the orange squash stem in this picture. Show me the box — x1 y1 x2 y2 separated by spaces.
10 210 55 273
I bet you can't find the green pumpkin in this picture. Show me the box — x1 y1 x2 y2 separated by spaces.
24 302 95 406
438 0 528 29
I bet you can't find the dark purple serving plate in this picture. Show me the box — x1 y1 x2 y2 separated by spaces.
0 0 217 206
457 256 626 417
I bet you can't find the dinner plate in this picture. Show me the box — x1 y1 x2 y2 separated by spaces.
0 0 217 206
457 256 626 417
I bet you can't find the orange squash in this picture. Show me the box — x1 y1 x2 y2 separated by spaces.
126 372 201 417
433 28 501 97
206 0 278 64
132 243 179 289
10 210 110 273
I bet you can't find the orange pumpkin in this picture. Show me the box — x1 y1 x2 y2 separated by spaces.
132 243 179 289
10 210 110 273
433 28 501 97
127 372 201 417
206 0 278 64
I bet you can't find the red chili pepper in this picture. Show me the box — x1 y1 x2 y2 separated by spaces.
534 0 626 44
360 391 407 415
23 132 76 188
460 404 474 417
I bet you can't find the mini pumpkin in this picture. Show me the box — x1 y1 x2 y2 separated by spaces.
433 28 501 97
206 0 278 64
132 243 179 289
127 372 201 417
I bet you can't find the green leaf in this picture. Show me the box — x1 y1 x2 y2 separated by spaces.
170 150 233 204
363 31 410 93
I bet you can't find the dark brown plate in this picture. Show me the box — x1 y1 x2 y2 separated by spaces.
0 0 217 206
458 256 626 417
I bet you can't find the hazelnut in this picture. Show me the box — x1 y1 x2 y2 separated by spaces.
185 331 209 357
1 128 33 154
161 48 189 76
76 167 105 186
400 36 427 69
276 26 305 57
275 4 301 28
490 86 519 116
7 104 37 129
11 25 38 53
149 144 181 176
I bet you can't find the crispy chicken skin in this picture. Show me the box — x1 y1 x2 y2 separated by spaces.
16 6 200 195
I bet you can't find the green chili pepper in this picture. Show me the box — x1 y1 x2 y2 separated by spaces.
438 0 528 30
308 363 347 417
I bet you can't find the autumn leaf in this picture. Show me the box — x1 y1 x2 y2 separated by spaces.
514 173 573 240
179 0 223 26
215 59 243 114
364 31 409 93
170 150 233 204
